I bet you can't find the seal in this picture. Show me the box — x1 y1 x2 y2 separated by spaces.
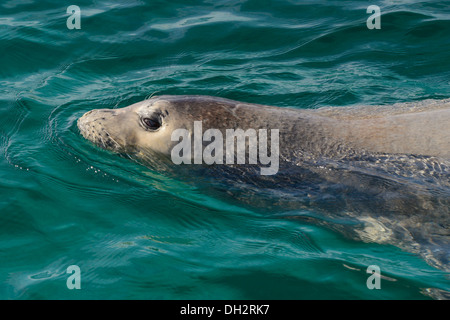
77 95 450 271
77 95 450 162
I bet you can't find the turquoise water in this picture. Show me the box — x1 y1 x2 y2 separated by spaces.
1 0 450 299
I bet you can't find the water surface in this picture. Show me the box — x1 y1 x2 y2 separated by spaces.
1 0 449 299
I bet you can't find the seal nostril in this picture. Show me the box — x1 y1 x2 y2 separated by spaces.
102 109 118 116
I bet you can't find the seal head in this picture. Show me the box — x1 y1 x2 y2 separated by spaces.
77 95 289 164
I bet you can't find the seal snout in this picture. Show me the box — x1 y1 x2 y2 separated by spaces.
77 109 121 151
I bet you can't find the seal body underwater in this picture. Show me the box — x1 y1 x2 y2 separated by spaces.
77 95 450 271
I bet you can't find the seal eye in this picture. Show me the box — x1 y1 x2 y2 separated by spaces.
142 117 161 130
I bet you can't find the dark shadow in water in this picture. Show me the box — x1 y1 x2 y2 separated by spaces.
208 268 428 300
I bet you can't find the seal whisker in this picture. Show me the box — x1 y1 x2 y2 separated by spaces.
103 128 121 150
99 135 106 149
146 91 160 100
